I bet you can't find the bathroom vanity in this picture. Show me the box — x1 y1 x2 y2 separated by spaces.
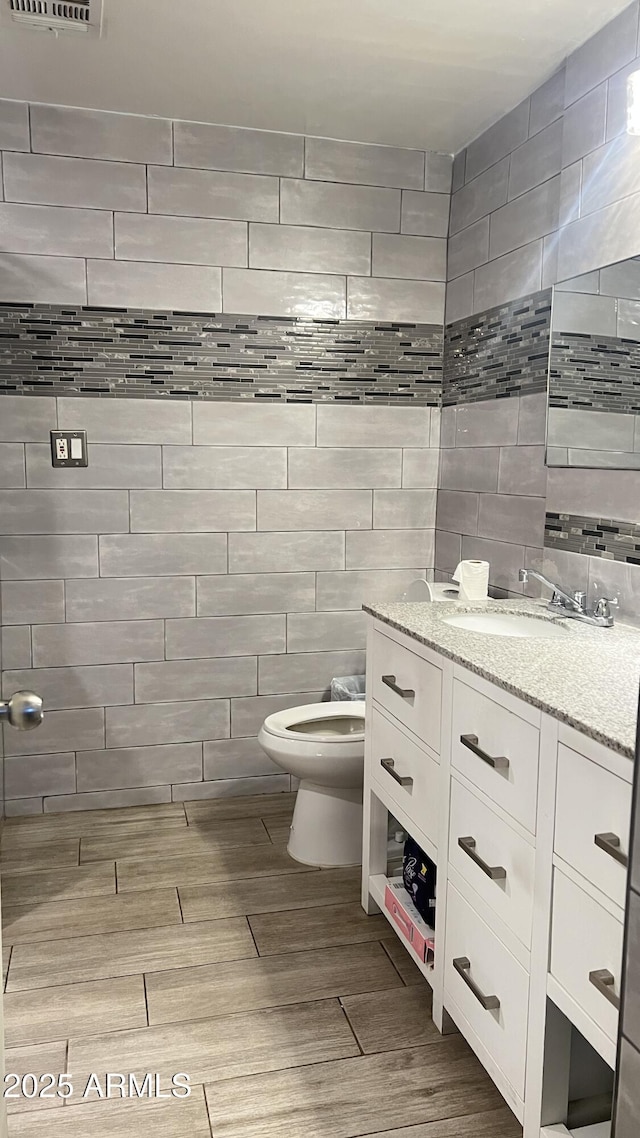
362 599 640 1138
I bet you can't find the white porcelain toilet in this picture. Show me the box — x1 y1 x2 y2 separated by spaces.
258 701 366 868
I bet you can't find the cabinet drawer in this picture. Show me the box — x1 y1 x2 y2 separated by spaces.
449 777 535 948
444 882 529 1099
370 706 440 848
451 679 539 833
551 870 623 1045
371 630 442 754
555 744 631 909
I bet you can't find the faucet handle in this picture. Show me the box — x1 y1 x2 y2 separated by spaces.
594 596 618 621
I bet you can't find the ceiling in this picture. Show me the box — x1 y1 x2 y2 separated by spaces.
0 0 632 152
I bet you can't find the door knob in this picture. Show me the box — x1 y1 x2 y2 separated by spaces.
0 691 44 731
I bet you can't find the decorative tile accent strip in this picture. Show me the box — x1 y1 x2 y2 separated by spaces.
443 289 552 406
0 303 442 405
545 511 640 564
550 332 640 414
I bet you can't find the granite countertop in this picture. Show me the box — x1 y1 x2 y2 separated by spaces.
363 598 640 759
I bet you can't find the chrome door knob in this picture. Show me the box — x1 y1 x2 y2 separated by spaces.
0 691 44 731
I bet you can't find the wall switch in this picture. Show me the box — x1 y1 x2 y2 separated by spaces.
50 430 88 468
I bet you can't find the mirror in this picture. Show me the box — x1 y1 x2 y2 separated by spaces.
546 256 640 469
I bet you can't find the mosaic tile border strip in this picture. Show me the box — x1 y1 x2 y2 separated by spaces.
550 332 640 415
0 303 442 406
443 288 552 406
545 511 640 564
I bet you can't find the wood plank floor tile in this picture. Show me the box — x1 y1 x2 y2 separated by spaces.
263 816 293 844
2 888 182 947
7 916 255 991
365 1107 522 1137
341 986 437 1053
1 863 115 907
4 975 146 1047
4 1041 67 1113
380 936 426 986
185 792 296 824
205 1039 507 1138
249 901 387 956
180 865 360 921
146 941 402 1026
117 842 315 893
69 998 359 1091
4 944 11 990
6 1085 211 1137
1 840 80 873
2 803 186 847
80 815 270 863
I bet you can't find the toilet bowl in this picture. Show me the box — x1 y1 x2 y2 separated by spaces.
258 701 366 868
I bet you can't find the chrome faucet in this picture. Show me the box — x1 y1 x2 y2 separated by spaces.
518 569 617 628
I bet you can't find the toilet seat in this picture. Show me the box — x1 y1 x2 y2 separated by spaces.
261 701 365 743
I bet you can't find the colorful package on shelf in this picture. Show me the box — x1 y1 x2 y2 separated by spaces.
384 878 435 966
402 836 437 924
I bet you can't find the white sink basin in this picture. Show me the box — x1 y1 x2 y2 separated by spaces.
442 612 570 639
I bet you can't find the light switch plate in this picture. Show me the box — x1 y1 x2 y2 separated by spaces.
50 430 88 468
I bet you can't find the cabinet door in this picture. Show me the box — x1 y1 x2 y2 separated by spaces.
370 706 440 849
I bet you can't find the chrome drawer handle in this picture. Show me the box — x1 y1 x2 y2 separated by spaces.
380 757 413 788
589 969 620 1011
453 956 500 1011
460 733 509 772
594 832 628 869
381 674 415 700
458 836 507 881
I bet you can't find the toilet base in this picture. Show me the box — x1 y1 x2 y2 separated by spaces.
287 780 363 868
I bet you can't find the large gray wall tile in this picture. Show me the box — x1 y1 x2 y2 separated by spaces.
449 158 509 235
0 444 25 488
174 122 303 177
258 650 365 695
373 489 436 529
518 392 547 445
134 657 257 703
0 253 87 304
546 467 640 525
346 529 434 570
473 240 543 312
0 395 56 442
193 402 314 447
508 120 563 199
163 446 286 490
561 83 607 168
2 664 133 711
440 447 500 492
305 137 424 190
87 260 222 311
248 223 371 275
315 569 426 610
0 490 129 535
371 233 446 281
106 699 230 749
204 738 281 780
58 396 191 444
0 202 113 258
435 489 479 535
99 534 226 578
616 1038 640 1138
400 191 449 237
32 621 165 668
3 708 104 758
557 192 640 284
425 153 453 194
286 610 366 653
197 573 315 616
1 626 32 670
3 153 147 212
129 490 256 532
465 100 530 182
165 615 286 659
581 135 640 217
347 277 444 322
222 268 346 319
288 448 401 489
114 214 247 267
25 443 162 490
402 449 439 488
435 529 462 574
147 166 279 222
497 446 547 497
171 774 289 801
564 3 639 106
257 490 371 531
559 161 582 227
30 105 172 164
76 743 203 793
0 100 29 151
44 786 173 812
5 753 76 799
552 292 617 337
445 272 474 323
477 493 546 546
228 531 344 574
230 693 325 738
529 69 566 136
65 577 196 622
280 178 400 232
1 580 64 626
0 535 98 580
452 151 466 195
489 177 560 259
316 405 430 448
447 217 490 280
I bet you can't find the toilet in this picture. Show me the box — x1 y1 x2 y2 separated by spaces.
258 701 366 868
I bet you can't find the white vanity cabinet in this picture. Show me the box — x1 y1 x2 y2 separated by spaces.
362 616 634 1138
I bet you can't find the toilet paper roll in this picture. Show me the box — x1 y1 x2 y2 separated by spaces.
452 560 489 602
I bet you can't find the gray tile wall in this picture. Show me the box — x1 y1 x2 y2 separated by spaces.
0 397 436 813
0 99 450 322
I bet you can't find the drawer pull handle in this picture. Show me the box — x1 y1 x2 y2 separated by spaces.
460 733 510 772
458 836 507 881
380 757 413 788
594 832 628 869
381 674 415 700
589 969 620 1011
453 956 500 1011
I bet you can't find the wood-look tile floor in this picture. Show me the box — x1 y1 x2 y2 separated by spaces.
1 794 522 1137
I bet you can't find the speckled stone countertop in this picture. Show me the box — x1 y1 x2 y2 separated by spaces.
363 598 640 759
